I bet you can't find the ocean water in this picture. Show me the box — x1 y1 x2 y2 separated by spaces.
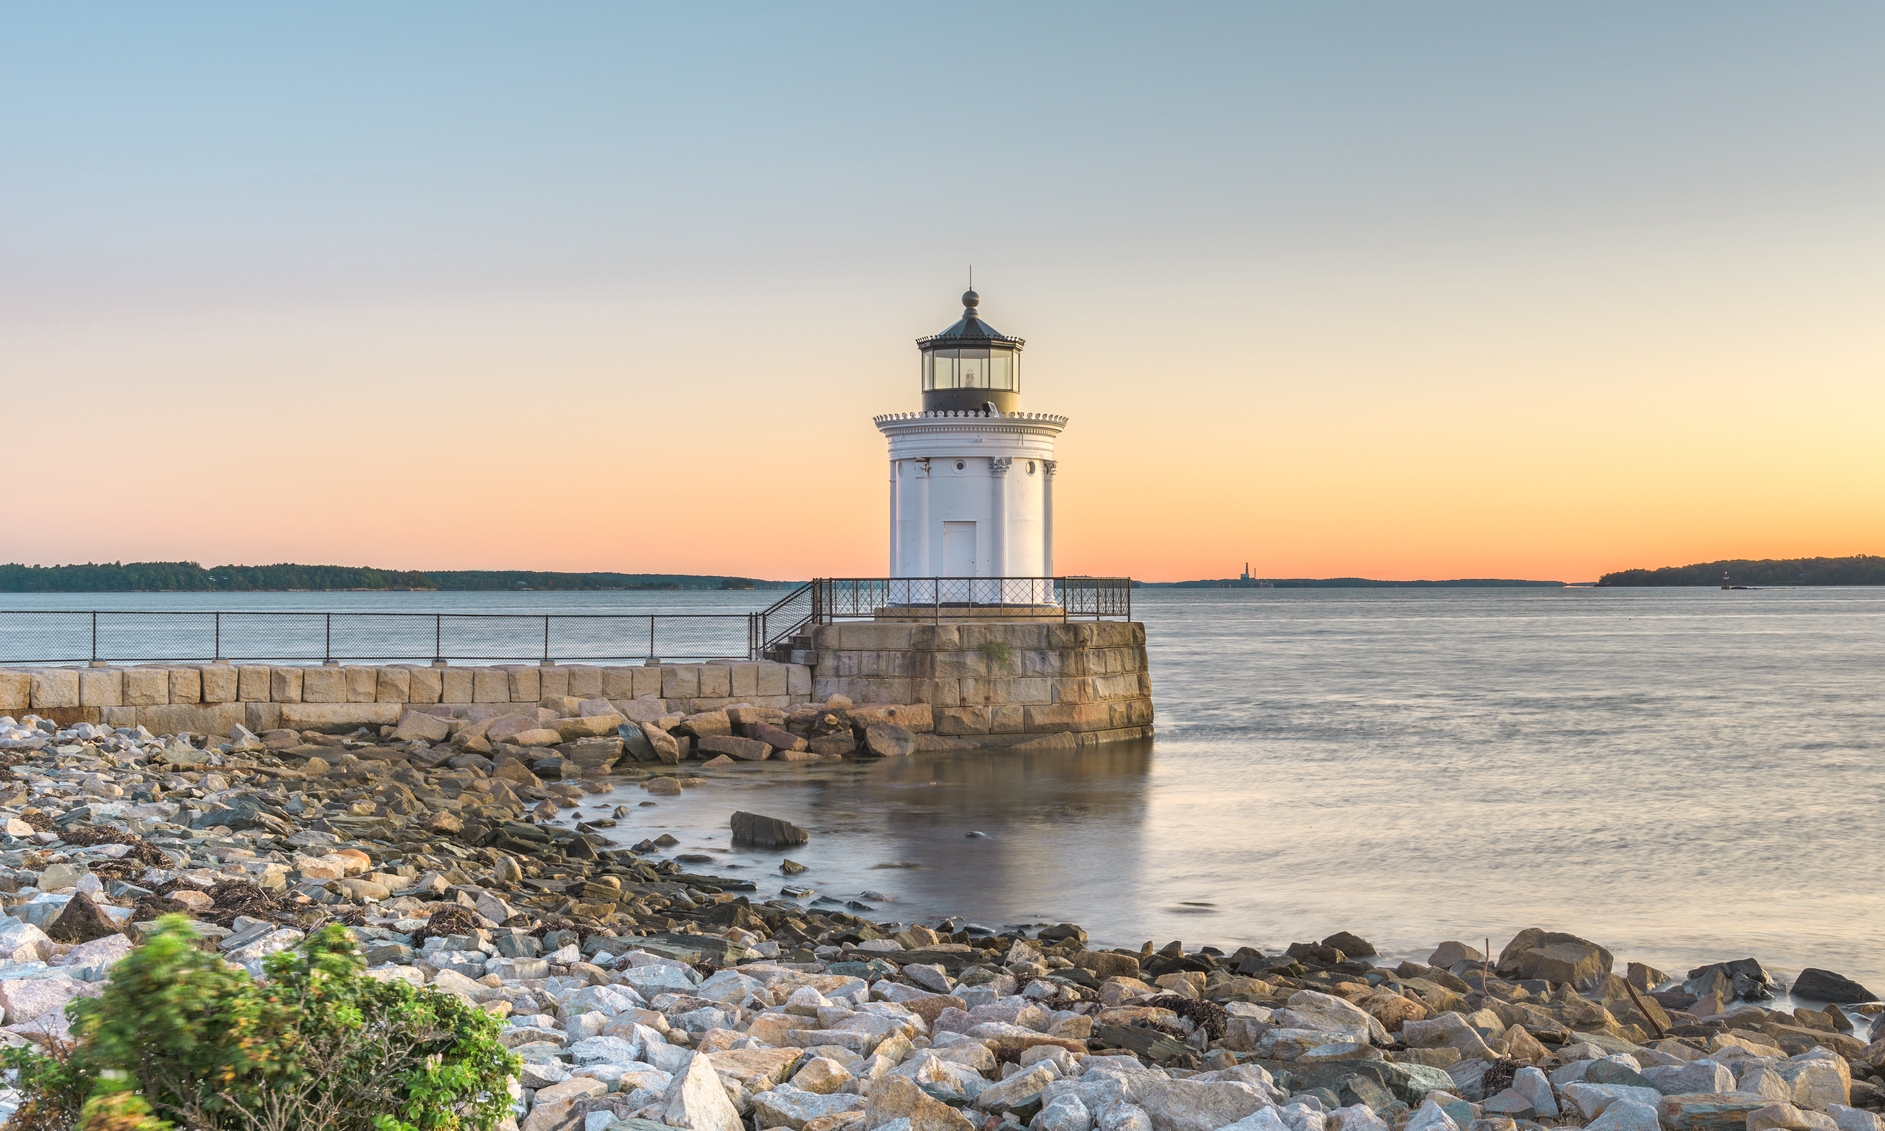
5 585 1882 990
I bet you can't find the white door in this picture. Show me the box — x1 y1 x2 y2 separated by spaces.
942 521 977 576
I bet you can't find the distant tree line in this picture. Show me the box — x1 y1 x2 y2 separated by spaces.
427 571 782 591
0 562 790 592
1598 555 1885 587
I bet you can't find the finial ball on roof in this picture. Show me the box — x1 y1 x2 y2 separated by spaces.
962 289 980 312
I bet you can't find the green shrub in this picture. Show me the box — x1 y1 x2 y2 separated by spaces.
7 915 518 1131
979 640 1014 672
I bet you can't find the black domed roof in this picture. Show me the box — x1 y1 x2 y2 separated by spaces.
917 289 1024 350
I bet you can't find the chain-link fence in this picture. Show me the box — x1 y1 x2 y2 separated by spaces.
0 610 759 665
0 577 1131 664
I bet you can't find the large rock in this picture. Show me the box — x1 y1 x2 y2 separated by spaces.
1135 1080 1273 1131
1658 1092 1773 1131
1278 990 1387 1043
751 1085 866 1130
1495 928 1614 989
751 723 808 753
864 1075 976 1131
661 1052 742 1131
392 710 452 742
1644 1062 1736 1096
699 735 770 762
554 714 624 741
0 974 93 1025
0 918 51 964
731 811 809 847
643 723 682 764
1779 1053 1851 1110
1792 969 1877 1005
863 724 916 757
975 1062 1057 1111
1588 1099 1663 1131
45 891 122 944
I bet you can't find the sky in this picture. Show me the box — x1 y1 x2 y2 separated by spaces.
3 3 1881 583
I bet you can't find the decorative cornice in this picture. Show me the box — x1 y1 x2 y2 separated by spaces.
875 410 1067 438
875 410 1066 423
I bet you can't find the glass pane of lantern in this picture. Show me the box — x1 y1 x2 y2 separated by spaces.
989 354 1012 390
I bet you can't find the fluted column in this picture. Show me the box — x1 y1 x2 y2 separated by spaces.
989 457 1012 586
1042 459 1057 582
915 459 932 577
888 460 900 575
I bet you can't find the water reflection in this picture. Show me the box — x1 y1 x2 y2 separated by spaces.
578 741 1154 930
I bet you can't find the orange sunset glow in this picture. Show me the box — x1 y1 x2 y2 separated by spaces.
4 6 1880 583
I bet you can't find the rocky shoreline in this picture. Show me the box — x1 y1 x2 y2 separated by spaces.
0 707 1879 1131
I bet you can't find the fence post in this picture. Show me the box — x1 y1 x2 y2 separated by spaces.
543 617 550 663
649 616 656 660
325 613 332 663
435 615 442 663
91 612 98 663
214 612 221 661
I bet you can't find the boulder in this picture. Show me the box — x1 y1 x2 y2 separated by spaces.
661 1052 742 1131
618 722 657 762
1322 931 1376 957
730 811 809 846
1427 942 1483 969
751 723 808 753
1587 1099 1663 1131
863 1075 975 1131
699 735 770 762
863 724 916 757
1657 1092 1773 1131
45 891 122 944
1134 1080 1273 1131
750 1085 866 1130
808 733 855 757
1792 969 1877 1005
1495 928 1614 989
643 723 682 764
555 714 624 741
393 710 452 742
675 710 731 739
0 973 92 1025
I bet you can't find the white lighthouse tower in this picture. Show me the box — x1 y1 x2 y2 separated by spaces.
875 290 1065 605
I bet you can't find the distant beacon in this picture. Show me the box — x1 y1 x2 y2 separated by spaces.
874 290 1066 583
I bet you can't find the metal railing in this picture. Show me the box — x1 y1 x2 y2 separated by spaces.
811 576 1131 625
0 610 758 666
0 577 1132 666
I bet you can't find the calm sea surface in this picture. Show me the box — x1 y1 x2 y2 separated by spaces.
4 586 1881 990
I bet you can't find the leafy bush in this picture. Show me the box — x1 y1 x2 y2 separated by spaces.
6 916 518 1131
979 640 1014 672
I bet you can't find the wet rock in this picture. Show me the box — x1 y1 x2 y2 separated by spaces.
1495 928 1614 990
1321 931 1375 958
1793 969 1877 1005
1428 942 1483 969
863 725 916 758
731 811 809 846
700 735 770 762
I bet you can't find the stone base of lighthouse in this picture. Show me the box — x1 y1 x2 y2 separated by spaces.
805 619 1153 750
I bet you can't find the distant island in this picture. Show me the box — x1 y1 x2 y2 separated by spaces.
1598 555 1885 587
0 562 792 592
1147 577 1564 588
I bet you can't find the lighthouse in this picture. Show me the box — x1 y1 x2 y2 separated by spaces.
874 290 1065 605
